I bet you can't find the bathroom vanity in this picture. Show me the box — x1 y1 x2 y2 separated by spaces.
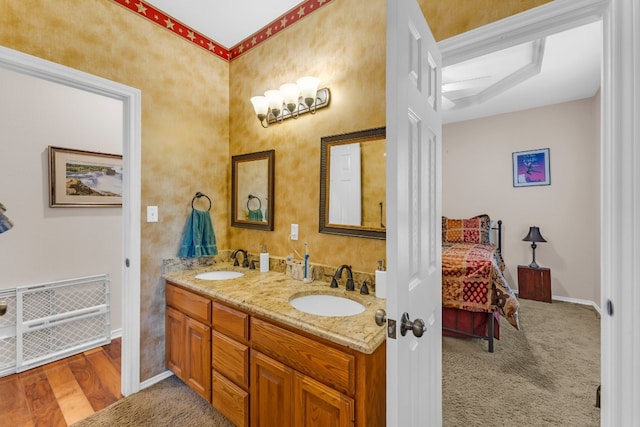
163 265 386 427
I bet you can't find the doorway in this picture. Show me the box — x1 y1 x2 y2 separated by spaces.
436 0 640 423
0 45 142 397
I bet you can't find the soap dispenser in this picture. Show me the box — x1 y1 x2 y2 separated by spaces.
375 259 387 299
260 245 269 273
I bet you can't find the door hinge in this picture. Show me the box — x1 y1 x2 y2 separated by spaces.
387 318 397 339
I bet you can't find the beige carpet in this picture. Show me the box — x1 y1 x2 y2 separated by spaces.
72 299 600 427
443 298 600 426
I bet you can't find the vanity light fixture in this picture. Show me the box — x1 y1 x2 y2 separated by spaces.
250 76 330 128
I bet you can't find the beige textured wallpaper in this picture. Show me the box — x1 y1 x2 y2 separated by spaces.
228 0 551 273
2 0 549 380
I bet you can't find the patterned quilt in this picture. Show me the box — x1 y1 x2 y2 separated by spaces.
442 242 520 329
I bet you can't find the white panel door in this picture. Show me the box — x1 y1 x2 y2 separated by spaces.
386 0 442 425
329 142 362 225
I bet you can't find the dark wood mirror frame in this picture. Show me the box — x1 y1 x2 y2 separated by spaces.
319 127 386 240
231 149 275 231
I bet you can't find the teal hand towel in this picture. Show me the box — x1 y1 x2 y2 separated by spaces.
247 208 263 222
178 209 218 258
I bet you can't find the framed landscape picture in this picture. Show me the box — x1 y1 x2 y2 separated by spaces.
512 148 550 187
48 146 123 207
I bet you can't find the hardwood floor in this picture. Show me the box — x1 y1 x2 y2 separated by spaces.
0 338 122 427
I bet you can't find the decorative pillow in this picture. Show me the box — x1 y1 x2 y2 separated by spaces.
442 214 491 244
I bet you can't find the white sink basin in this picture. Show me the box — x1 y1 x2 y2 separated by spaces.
289 294 365 317
195 271 244 280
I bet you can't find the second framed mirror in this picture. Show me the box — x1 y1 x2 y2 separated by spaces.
320 127 386 239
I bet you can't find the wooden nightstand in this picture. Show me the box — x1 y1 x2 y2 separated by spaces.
517 265 552 303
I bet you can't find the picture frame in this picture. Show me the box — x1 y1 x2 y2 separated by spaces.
512 148 550 187
48 146 123 207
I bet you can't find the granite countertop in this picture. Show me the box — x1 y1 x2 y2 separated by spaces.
163 263 387 354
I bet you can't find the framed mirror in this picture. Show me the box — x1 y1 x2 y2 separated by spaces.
232 150 275 230
320 127 386 239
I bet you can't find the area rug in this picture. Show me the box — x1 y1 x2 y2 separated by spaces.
73 298 600 426
70 375 233 427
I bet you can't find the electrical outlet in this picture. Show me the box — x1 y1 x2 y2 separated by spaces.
147 206 158 222
291 223 299 240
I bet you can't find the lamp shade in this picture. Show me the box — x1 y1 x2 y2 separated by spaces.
279 83 300 107
250 96 269 116
522 226 547 243
297 76 319 107
264 90 283 109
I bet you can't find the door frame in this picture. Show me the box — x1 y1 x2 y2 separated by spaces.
0 45 143 397
437 0 639 424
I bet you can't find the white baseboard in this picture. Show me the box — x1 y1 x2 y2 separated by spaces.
551 295 602 315
514 291 602 315
108 329 173 392
139 370 174 390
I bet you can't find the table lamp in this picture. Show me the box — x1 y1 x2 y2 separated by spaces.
522 226 546 268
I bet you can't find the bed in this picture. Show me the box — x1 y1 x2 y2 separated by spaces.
441 214 520 352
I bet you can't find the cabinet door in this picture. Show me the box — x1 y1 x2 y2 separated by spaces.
251 350 293 427
165 306 185 379
185 316 211 400
293 372 355 427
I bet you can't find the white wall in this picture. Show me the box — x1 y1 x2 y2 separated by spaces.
0 67 123 331
443 95 601 305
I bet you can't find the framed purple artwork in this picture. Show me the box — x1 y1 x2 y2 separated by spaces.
512 148 550 187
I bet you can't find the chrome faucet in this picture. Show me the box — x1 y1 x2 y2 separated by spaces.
231 249 249 268
331 264 355 291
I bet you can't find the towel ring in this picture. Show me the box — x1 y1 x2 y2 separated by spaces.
192 192 211 211
247 194 262 211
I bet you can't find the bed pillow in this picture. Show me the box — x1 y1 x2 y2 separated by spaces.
442 214 491 244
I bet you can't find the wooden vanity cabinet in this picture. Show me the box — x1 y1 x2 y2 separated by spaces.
165 282 386 427
165 283 211 401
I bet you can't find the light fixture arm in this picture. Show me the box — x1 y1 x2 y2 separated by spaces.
267 87 330 124
286 102 300 119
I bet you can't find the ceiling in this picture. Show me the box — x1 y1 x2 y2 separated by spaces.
142 1 602 123
145 0 304 48
442 20 602 124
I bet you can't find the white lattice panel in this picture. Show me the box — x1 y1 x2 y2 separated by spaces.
0 289 17 376
15 274 111 373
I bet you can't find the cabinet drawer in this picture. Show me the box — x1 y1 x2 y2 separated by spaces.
212 301 249 341
212 370 249 427
211 371 249 427
166 283 211 324
212 330 249 389
251 317 355 396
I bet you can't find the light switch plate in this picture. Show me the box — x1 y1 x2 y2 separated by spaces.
147 206 158 222
291 223 299 240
